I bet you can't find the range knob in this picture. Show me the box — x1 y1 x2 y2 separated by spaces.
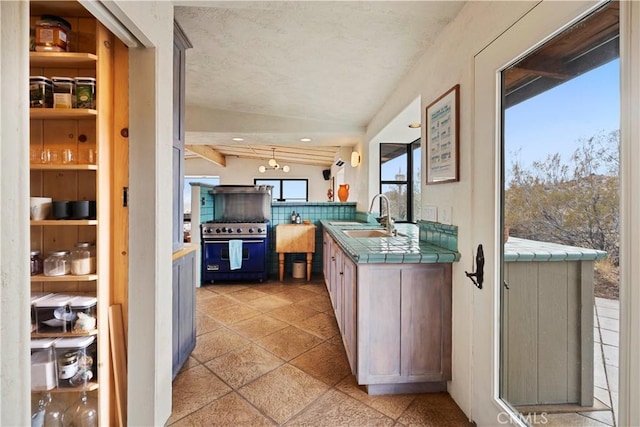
215 228 222 234
227 228 233 234
236 228 243 234
257 228 263 233
248 228 254 233
221 227 227 233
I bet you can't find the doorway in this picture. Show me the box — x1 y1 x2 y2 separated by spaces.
500 2 619 424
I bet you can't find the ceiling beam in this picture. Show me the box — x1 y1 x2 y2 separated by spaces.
185 144 226 167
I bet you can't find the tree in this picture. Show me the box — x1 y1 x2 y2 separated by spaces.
505 130 619 264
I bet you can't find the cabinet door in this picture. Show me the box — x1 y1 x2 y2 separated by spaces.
172 258 182 378
172 23 189 252
179 251 196 365
323 232 331 288
172 251 197 380
342 255 357 374
332 246 343 326
357 266 402 382
400 265 452 381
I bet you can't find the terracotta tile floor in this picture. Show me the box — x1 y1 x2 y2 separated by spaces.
167 277 472 426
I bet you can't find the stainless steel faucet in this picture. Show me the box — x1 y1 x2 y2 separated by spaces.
368 194 395 235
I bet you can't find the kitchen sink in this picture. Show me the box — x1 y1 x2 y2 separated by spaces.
341 229 394 238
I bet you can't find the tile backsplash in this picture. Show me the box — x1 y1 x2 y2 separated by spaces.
417 220 458 252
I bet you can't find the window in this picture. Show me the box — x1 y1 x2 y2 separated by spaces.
380 139 421 222
254 178 308 202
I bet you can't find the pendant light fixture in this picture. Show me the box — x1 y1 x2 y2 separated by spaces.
259 148 290 173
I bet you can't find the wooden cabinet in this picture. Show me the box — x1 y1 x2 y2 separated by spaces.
28 3 126 424
172 249 197 379
323 231 332 290
341 255 357 374
501 259 594 406
323 231 452 394
172 22 192 252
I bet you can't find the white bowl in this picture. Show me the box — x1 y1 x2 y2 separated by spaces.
30 197 52 220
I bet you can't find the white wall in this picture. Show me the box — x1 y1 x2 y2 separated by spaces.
110 2 175 425
0 2 31 426
186 156 338 202
356 1 539 418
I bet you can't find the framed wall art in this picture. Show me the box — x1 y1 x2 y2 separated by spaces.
426 84 460 184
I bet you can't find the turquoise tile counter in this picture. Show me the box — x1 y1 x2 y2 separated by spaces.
321 220 461 264
504 237 606 262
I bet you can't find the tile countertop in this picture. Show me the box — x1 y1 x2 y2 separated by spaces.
321 220 461 264
504 237 607 262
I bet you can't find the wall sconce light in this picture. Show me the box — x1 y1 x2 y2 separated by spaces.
351 151 361 167
259 148 290 173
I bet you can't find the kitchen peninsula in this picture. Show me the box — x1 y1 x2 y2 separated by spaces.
321 220 460 395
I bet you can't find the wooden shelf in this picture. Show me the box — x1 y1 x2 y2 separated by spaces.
30 163 97 171
31 274 98 282
30 52 97 68
44 382 99 394
32 329 98 338
30 109 97 120
31 219 97 226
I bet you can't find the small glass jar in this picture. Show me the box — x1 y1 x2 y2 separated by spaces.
35 15 71 52
30 250 44 276
71 242 96 275
43 251 71 277
51 77 76 109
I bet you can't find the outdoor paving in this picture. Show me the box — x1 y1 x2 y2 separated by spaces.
537 297 619 426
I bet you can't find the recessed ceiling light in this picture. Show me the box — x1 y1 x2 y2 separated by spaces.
232 137 244 141
408 123 421 129
300 138 312 142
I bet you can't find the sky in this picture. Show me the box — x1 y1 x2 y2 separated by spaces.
504 58 620 180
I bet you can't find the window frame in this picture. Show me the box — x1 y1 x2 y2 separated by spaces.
379 138 421 223
254 178 309 202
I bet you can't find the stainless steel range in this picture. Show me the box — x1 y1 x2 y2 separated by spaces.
201 186 272 283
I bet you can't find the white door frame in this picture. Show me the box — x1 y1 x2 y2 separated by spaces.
618 2 640 425
471 1 615 425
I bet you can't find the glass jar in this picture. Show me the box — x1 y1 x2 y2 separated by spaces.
31 392 65 427
71 242 96 275
35 15 71 52
29 76 53 108
63 391 97 427
43 251 70 277
75 78 96 110
51 77 76 109
30 250 44 276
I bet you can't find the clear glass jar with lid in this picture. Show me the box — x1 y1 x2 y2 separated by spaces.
43 251 71 276
71 242 96 275
30 250 44 276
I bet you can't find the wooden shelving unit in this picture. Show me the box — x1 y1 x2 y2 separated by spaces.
29 51 97 68
48 382 99 393
29 4 119 424
29 108 97 120
30 220 98 226
30 273 98 282
30 163 97 171
32 329 98 338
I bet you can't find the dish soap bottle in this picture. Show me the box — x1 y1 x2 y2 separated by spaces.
291 211 296 223
296 213 301 224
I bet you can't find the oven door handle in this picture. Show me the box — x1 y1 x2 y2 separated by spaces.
205 240 265 244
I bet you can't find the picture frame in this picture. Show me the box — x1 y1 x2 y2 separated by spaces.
426 84 460 184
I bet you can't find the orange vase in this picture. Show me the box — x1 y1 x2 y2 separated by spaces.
337 184 350 202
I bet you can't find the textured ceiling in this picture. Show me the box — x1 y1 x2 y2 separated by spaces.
173 1 466 166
